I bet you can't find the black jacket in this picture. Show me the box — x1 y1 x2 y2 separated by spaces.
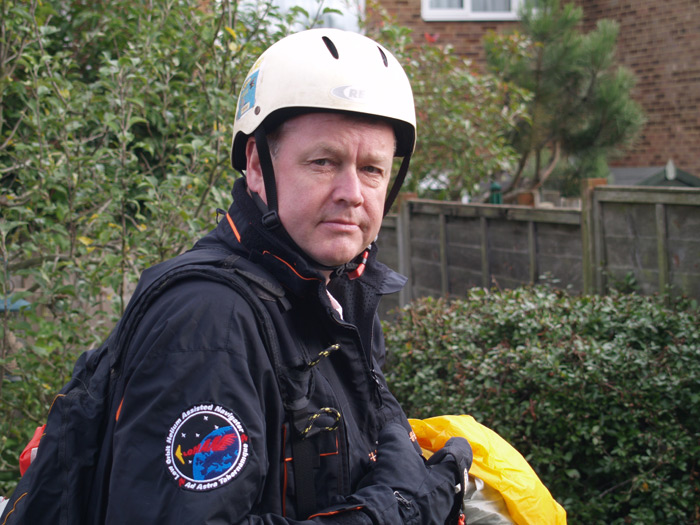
103 179 415 523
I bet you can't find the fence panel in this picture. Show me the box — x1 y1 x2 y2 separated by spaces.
378 186 700 309
667 204 700 297
594 186 700 299
378 200 583 308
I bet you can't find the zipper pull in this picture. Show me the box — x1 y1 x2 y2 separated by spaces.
393 491 412 509
370 369 385 390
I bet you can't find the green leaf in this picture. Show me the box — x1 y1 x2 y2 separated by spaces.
127 116 148 129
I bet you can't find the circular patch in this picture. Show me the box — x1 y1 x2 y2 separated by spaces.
165 404 249 491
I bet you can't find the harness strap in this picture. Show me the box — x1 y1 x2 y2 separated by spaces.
216 251 322 517
291 409 321 520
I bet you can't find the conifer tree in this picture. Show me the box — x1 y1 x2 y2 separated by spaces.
485 0 645 198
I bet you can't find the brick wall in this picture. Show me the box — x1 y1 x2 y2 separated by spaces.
573 0 700 176
370 0 700 177
367 0 518 63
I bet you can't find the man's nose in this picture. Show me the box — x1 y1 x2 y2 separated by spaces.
334 165 364 206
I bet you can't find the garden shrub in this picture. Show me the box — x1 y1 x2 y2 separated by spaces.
1 0 529 497
383 286 700 524
0 0 321 496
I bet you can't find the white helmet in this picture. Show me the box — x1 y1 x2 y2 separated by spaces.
231 28 416 218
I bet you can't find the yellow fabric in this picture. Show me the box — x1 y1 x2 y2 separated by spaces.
409 415 567 525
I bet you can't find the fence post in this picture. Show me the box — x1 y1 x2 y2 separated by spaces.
581 178 607 294
480 216 490 288
439 213 449 296
528 220 537 284
593 190 607 294
655 203 669 298
397 194 415 308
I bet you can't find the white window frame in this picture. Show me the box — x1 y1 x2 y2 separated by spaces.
421 0 525 22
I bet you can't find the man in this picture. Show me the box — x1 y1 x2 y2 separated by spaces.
109 27 472 524
7 28 472 524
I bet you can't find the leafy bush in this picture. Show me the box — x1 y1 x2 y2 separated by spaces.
0 0 332 496
383 287 700 523
1 0 535 499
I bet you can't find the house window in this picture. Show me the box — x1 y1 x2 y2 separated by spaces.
422 0 524 21
275 0 364 32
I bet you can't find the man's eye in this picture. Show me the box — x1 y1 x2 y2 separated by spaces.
312 159 329 166
363 166 383 175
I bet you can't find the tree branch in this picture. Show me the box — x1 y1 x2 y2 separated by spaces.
530 141 561 191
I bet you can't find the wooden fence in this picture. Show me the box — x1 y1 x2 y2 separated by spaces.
585 186 700 298
377 185 700 313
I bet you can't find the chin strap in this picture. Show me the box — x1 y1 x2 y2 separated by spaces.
384 153 412 216
254 126 282 229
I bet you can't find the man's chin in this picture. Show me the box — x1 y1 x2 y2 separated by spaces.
312 249 363 269
295 235 368 269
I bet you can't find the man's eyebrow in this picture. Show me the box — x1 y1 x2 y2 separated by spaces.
308 143 343 157
305 143 394 164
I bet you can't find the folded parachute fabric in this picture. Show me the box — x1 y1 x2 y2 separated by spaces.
409 415 567 525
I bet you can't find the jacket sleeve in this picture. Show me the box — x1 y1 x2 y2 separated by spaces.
103 278 399 525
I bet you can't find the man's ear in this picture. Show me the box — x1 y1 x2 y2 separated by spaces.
245 137 266 200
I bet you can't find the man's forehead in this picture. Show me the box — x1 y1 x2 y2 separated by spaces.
276 112 396 151
282 111 392 131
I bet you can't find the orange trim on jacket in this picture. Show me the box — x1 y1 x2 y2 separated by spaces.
263 251 322 282
225 213 241 243
309 506 364 519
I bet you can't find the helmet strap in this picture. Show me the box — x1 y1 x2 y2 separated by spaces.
254 126 282 229
384 153 412 216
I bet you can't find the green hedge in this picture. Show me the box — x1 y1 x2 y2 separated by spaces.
383 287 700 524
1 0 525 495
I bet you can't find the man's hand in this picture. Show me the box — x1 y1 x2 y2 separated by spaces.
359 423 472 524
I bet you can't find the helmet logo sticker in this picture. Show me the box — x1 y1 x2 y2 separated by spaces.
331 85 369 103
237 70 260 120
165 403 249 491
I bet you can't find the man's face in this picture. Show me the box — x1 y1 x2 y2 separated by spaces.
246 113 395 268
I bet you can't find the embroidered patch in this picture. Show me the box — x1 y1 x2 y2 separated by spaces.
165 403 249 491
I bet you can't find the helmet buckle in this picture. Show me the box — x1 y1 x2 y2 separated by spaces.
261 210 281 230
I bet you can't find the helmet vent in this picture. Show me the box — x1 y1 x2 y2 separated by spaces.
377 47 388 67
322 36 340 59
